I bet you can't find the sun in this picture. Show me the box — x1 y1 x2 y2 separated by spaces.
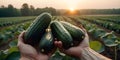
69 8 75 12
68 7 77 15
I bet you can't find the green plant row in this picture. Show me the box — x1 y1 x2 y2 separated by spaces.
79 16 120 34
0 16 35 27
0 22 31 46
83 16 120 24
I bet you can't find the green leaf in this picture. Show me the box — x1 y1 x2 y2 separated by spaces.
90 41 105 53
8 47 19 54
93 29 106 38
9 40 18 47
2 47 19 55
0 50 7 60
101 32 118 47
5 52 20 60
0 46 19 60
14 31 20 35
118 44 120 50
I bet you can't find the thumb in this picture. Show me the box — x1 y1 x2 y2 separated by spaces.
18 31 26 46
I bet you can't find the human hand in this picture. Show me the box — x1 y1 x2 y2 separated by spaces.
17 31 56 60
54 26 89 58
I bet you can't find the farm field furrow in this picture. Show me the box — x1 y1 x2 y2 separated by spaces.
83 16 120 24
77 16 120 37
0 16 36 28
79 16 120 34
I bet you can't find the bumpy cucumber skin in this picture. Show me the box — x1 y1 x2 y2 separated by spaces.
24 12 52 46
39 30 54 54
60 21 85 46
50 21 73 49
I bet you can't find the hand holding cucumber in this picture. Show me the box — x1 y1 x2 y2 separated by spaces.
54 27 111 60
17 26 89 60
54 26 89 58
18 28 110 60
18 31 56 60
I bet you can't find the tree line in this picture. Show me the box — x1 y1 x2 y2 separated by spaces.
0 3 120 17
79 9 120 15
0 3 58 17
61 9 120 15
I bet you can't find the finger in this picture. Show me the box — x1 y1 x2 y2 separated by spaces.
55 41 82 57
78 25 85 30
18 31 26 43
54 41 62 48
55 41 73 55
57 41 63 48
79 32 89 47
84 32 89 40
80 26 88 40
18 31 26 46
81 26 87 33
78 24 82 28
54 41 58 47
54 41 65 51
78 25 87 35
57 41 68 53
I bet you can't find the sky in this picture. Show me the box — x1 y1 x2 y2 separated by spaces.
0 0 120 9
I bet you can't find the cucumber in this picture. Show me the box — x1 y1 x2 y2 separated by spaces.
24 12 52 46
39 29 55 54
50 21 73 49
60 21 85 46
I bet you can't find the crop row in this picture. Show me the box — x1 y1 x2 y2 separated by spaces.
79 16 120 34
0 21 31 46
0 16 35 27
82 16 120 24
96 18 120 24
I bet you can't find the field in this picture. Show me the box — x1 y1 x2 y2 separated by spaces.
0 15 120 60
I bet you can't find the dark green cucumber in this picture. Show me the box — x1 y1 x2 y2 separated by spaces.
50 21 73 49
24 12 52 46
60 21 85 46
39 29 54 54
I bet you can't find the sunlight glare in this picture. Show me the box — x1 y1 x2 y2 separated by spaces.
69 8 74 12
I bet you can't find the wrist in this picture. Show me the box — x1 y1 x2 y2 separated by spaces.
34 54 50 60
20 56 35 60
20 55 50 60
20 54 37 60
20 53 50 60
79 47 111 60
78 47 90 59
